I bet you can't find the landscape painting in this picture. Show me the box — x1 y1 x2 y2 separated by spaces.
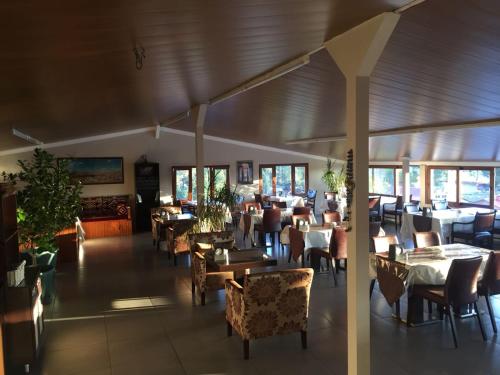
60 157 124 185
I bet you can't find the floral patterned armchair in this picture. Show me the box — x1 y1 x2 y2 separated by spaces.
225 268 314 359
192 252 234 305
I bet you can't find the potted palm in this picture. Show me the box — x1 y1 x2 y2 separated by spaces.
321 159 346 210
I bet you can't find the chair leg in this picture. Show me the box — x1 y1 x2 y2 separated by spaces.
427 300 433 316
331 259 338 286
288 249 292 263
301 330 307 349
243 340 249 360
227 321 233 337
369 279 376 299
475 302 487 341
191 282 195 294
395 299 401 319
485 295 497 333
201 292 206 306
174 254 177 266
447 306 458 348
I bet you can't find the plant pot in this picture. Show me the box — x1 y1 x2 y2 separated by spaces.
56 230 78 265
324 192 337 201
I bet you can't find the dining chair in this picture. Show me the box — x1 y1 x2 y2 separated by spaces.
411 256 486 348
289 226 306 265
322 211 342 225
293 207 311 215
372 235 399 253
477 251 500 334
254 193 264 207
413 231 442 248
494 214 500 239
242 213 252 244
432 199 449 210
412 215 432 232
451 210 496 249
225 268 314 359
292 214 311 228
192 251 234 305
368 196 381 221
368 221 383 253
311 227 348 286
244 202 262 212
305 189 317 212
382 196 404 230
254 208 282 247
404 203 420 213
272 201 287 209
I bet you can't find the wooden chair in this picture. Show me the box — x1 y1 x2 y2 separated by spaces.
272 201 287 209
305 189 317 212
413 215 432 233
242 213 252 244
413 231 441 248
411 257 486 348
292 214 311 228
289 226 305 265
322 211 341 225
451 211 496 249
382 196 404 229
478 251 500 334
254 208 282 247
293 207 311 215
368 196 381 221
404 203 420 213
432 199 449 210
192 251 234 305
309 227 347 286
225 268 314 359
372 235 399 254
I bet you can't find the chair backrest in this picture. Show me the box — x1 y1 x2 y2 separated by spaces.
292 214 311 227
368 196 381 212
188 230 235 252
404 203 420 213
395 196 404 210
293 207 310 215
243 213 252 236
289 227 305 262
254 193 264 206
481 251 500 295
160 205 182 215
329 227 347 260
192 252 207 288
272 201 287 209
413 231 441 248
263 208 282 232
473 211 496 233
307 189 317 199
444 256 482 308
244 202 261 212
242 269 314 338
432 199 448 211
372 235 399 253
412 215 432 232
322 211 341 225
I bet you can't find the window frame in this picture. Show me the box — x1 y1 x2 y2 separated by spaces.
171 165 230 201
258 163 309 196
426 166 494 208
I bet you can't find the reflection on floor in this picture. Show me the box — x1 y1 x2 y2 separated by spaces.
11 225 500 375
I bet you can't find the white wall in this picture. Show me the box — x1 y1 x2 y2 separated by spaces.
0 130 331 212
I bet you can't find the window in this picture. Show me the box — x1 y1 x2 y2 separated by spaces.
369 165 420 198
495 168 500 209
429 168 457 202
259 164 308 196
172 165 229 201
459 169 491 206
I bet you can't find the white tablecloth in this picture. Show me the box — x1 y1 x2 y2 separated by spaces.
400 208 492 247
268 196 305 208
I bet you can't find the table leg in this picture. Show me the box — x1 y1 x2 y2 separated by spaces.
407 293 424 326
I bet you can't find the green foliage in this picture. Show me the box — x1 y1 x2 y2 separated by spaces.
193 184 239 233
2 148 82 252
321 159 346 194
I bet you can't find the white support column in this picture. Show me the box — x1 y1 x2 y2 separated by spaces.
420 164 427 204
402 157 410 203
325 12 399 375
193 104 208 203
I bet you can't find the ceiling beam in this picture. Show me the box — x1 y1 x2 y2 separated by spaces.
285 118 500 145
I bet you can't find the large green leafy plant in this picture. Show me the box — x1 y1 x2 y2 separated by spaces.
193 184 239 233
321 159 346 195
2 148 82 252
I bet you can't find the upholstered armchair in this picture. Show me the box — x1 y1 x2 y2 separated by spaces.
225 268 314 359
166 220 196 265
192 252 234 305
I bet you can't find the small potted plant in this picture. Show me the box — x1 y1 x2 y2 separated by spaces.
321 159 346 209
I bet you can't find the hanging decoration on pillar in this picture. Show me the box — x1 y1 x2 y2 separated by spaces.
133 46 146 70
344 149 354 232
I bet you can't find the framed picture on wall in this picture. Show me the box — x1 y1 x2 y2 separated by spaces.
237 161 253 184
58 157 124 185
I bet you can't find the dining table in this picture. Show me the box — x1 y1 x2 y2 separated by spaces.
280 223 333 248
374 243 490 326
205 248 277 272
267 195 305 208
399 207 493 247
154 213 198 251
239 208 317 244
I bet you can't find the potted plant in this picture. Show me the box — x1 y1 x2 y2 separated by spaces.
3 148 82 262
193 184 239 233
321 159 346 206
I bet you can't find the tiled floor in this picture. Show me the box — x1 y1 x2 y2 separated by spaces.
11 227 500 375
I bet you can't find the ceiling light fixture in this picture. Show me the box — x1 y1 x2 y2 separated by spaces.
11 128 43 145
133 46 146 70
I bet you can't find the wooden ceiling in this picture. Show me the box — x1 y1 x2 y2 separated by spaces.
1 0 499 161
